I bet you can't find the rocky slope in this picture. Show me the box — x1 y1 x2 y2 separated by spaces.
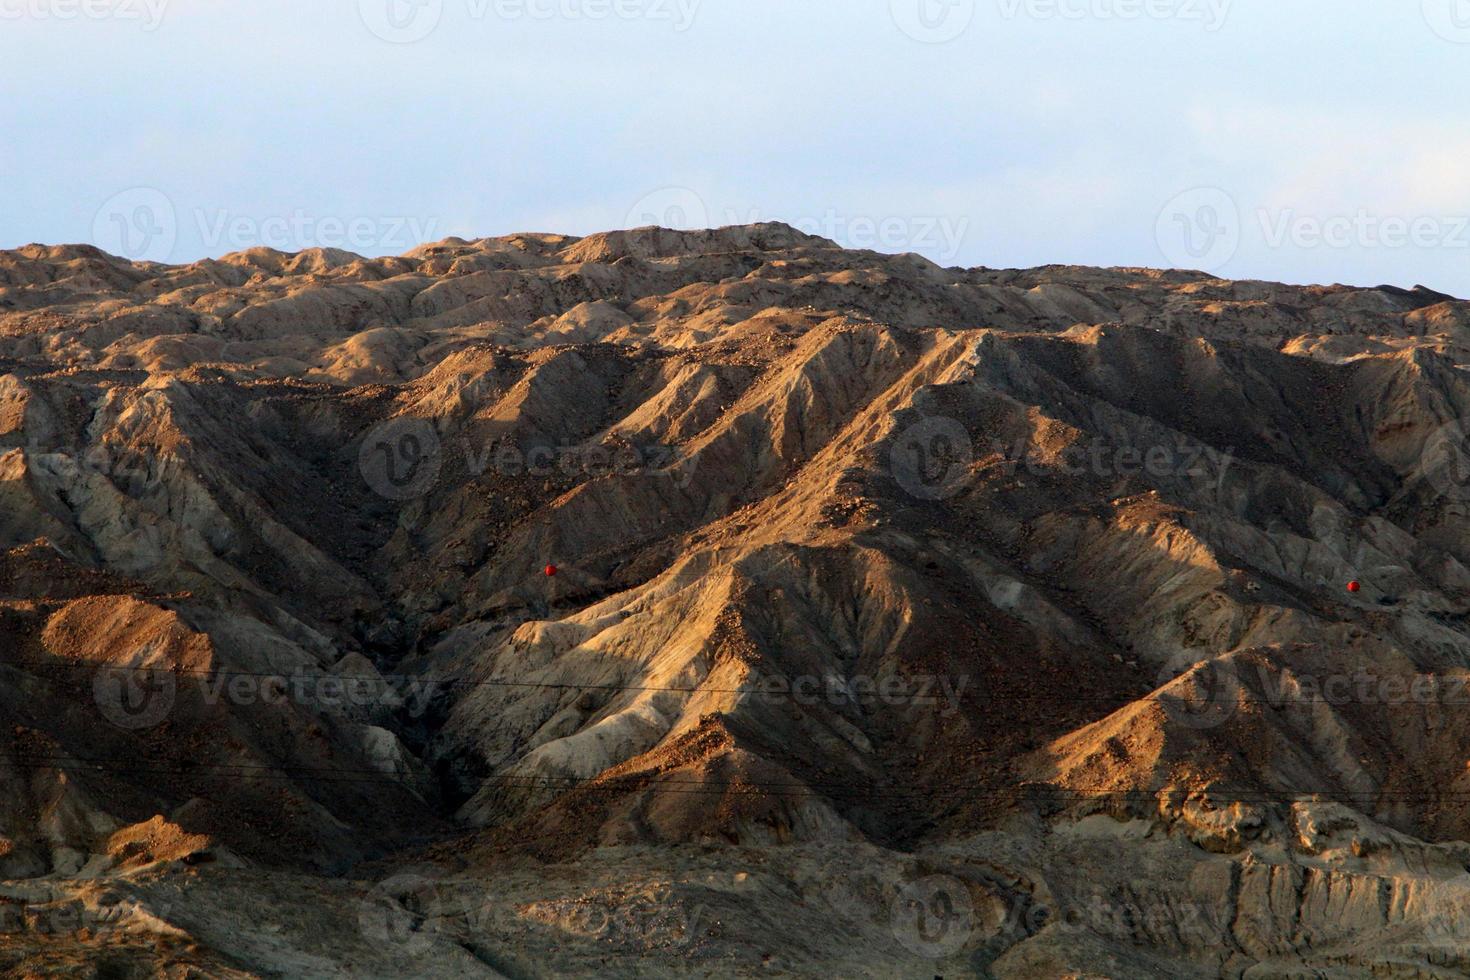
4 224 1470 976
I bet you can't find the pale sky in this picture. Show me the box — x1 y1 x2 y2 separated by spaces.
3 0 1469 293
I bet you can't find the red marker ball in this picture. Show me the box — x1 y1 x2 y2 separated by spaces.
544 564 558 578
1347 580 1361 593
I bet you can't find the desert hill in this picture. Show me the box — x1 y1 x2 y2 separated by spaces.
3 224 1470 976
